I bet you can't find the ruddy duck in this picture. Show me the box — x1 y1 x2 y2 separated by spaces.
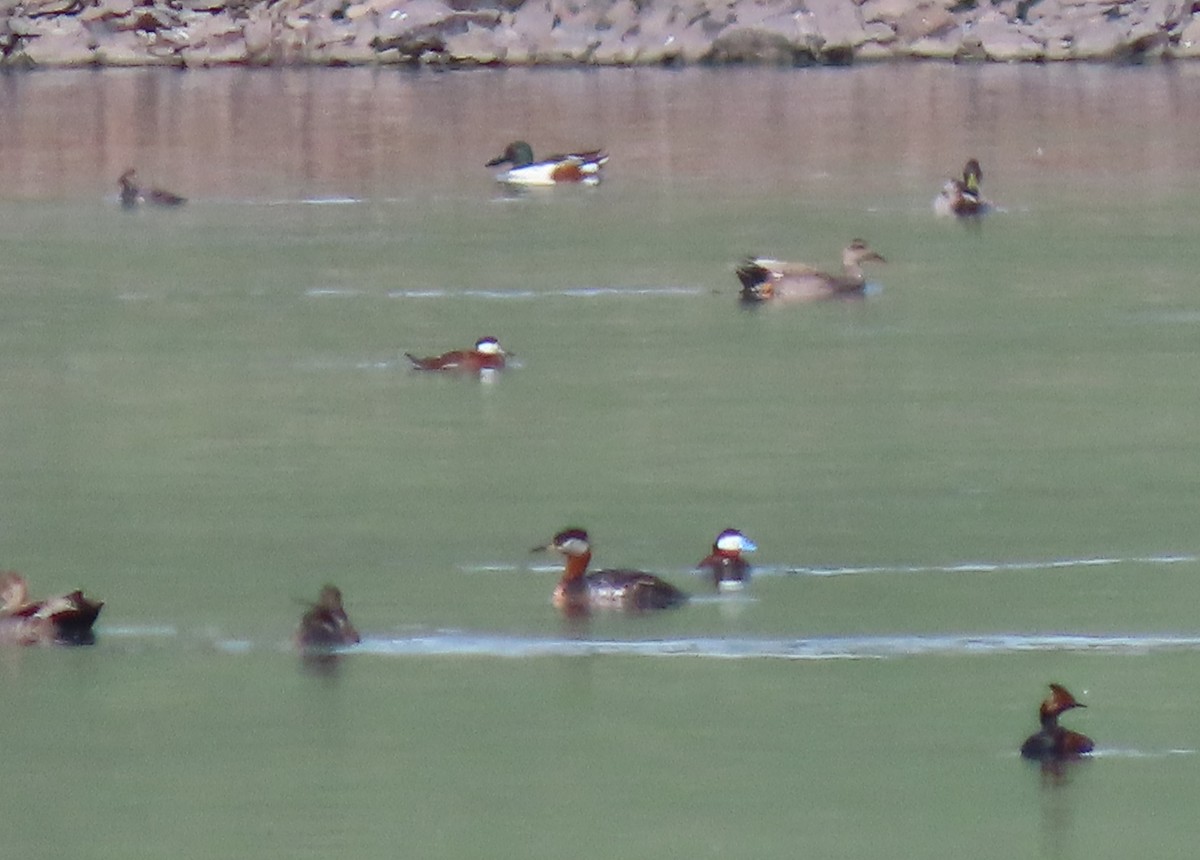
697 528 758 591
0 571 103 645
486 141 608 187
736 240 886 303
534 528 688 615
118 168 187 209
1020 683 1094 762
295 584 360 651
405 336 508 374
934 159 991 217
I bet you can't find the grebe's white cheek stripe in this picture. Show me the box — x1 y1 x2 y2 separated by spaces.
558 538 589 555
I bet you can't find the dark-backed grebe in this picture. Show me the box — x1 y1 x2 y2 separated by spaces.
697 528 758 591
0 571 103 645
405 336 508 374
486 141 608 187
1020 683 1094 762
534 528 688 615
737 240 886 303
295 585 360 651
118 168 186 209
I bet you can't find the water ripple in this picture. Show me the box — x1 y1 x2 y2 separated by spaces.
355 631 1200 660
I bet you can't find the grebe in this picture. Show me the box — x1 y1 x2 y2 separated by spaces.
486 141 608 187
405 336 508 374
534 528 688 614
295 585 360 650
736 240 886 303
934 159 992 217
697 528 758 591
0 571 103 645
118 169 186 209
1020 683 1094 762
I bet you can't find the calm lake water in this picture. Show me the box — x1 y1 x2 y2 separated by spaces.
3 63 1200 859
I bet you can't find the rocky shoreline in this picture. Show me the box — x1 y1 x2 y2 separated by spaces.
3 0 1200 68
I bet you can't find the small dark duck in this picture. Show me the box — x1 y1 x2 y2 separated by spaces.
295 585 361 651
697 528 758 591
934 158 992 217
533 528 688 616
486 141 608 186
405 336 508 374
1020 683 1094 762
118 168 187 209
737 240 886 303
0 571 103 645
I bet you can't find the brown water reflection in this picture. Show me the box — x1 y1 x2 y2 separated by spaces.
3 64 1200 202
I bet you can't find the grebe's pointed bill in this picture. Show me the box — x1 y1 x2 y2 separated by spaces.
715 529 757 553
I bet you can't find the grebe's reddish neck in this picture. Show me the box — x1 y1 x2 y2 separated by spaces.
560 550 591 583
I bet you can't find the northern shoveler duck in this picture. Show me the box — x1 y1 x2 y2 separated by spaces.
118 168 187 209
486 141 608 187
1020 683 1094 762
295 584 360 651
697 528 758 592
404 336 508 374
0 571 103 646
933 158 992 217
736 240 886 303
533 528 688 615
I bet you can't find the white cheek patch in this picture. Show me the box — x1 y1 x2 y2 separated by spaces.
558 538 589 555
716 533 757 553
476 340 502 355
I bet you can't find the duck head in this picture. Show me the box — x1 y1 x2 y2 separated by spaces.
486 141 535 169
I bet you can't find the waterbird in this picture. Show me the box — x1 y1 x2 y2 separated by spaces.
933 158 992 217
486 141 608 186
118 168 187 209
736 240 886 303
295 584 361 651
0 571 103 646
404 336 509 374
1020 683 1094 762
533 527 688 616
697 528 758 591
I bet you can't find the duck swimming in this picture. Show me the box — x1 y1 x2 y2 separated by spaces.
934 158 992 217
295 584 361 651
697 528 757 591
405 336 508 374
1020 683 1094 762
486 141 608 186
118 168 187 209
736 240 886 303
534 528 688 615
0 571 103 645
